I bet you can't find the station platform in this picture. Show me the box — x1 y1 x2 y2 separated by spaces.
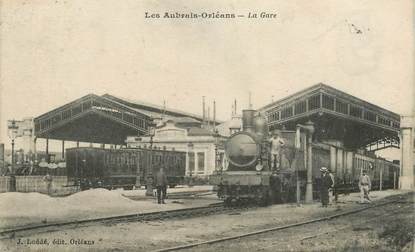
0 187 407 231
0 186 219 230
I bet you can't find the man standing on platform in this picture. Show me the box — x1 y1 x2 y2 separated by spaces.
359 170 372 203
269 131 285 169
328 168 336 203
320 167 333 207
155 167 168 204
43 173 53 195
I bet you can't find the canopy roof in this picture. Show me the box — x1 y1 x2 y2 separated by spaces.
259 83 400 151
34 94 210 144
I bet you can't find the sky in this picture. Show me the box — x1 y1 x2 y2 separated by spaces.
0 0 413 157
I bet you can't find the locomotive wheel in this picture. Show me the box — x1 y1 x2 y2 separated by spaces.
224 198 233 207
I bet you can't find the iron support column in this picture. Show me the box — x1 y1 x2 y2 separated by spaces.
11 139 15 173
399 116 414 189
62 140 65 159
46 138 49 163
33 137 37 163
145 136 154 196
305 133 313 203
379 164 383 191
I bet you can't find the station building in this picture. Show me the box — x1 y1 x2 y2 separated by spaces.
125 119 226 177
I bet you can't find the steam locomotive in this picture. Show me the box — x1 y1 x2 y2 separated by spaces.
210 109 300 205
210 109 400 206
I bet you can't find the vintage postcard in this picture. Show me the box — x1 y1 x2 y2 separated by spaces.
0 1 413 251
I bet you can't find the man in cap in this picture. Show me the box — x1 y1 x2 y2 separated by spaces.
359 170 371 203
320 167 333 207
269 131 285 169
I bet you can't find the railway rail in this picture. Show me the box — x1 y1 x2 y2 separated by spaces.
0 202 256 240
154 192 413 252
258 199 414 251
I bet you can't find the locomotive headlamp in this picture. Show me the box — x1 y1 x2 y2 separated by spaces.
255 163 263 171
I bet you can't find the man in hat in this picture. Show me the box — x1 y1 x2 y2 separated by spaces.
269 131 285 169
320 167 333 207
359 170 371 203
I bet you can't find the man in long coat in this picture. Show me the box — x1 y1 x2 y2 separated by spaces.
320 167 333 207
155 167 168 204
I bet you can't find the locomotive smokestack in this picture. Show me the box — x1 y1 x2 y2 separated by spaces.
242 109 255 132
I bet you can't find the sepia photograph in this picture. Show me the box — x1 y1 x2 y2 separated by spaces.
0 0 414 251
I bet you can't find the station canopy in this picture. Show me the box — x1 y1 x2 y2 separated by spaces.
259 84 400 151
34 94 207 145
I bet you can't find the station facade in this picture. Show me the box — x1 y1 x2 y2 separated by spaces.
126 119 226 177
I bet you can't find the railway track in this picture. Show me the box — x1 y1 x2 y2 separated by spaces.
154 193 413 252
0 202 256 240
